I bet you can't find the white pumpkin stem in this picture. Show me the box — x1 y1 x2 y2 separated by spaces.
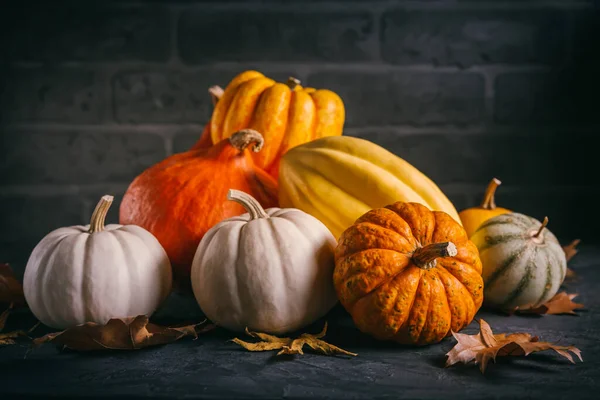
412 242 457 270
533 216 549 238
227 189 270 220
229 129 265 153
481 177 501 209
88 195 114 233
286 76 301 90
208 85 224 106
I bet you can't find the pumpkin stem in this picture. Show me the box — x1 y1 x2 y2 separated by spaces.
481 177 502 209
229 129 265 153
412 242 457 270
532 216 549 238
227 189 270 220
208 85 224 106
286 77 301 90
88 195 114 233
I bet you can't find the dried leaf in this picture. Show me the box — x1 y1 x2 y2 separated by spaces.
0 303 12 331
33 316 212 351
0 305 39 346
446 319 582 373
563 239 581 262
0 264 25 306
516 292 585 315
232 322 357 358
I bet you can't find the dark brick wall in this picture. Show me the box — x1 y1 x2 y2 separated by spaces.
1 0 599 274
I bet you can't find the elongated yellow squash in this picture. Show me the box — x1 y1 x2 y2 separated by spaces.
278 136 461 239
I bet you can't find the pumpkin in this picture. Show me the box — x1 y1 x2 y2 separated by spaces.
119 129 278 281
459 178 511 237
278 135 461 240
333 201 484 346
191 189 338 334
189 70 345 179
470 213 567 310
23 195 172 330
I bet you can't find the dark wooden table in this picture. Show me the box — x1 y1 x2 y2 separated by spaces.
1 245 599 400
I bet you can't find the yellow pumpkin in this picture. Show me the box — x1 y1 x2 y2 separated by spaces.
278 136 461 240
459 177 511 238
192 70 345 179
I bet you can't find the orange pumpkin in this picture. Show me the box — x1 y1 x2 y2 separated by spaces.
190 70 345 179
333 202 484 346
120 129 278 281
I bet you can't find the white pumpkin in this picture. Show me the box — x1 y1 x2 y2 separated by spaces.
191 189 338 334
470 212 567 310
23 195 173 330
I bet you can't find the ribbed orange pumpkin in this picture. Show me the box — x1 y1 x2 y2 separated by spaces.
190 70 345 179
333 202 484 346
120 129 278 281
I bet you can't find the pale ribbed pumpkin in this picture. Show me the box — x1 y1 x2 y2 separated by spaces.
278 136 461 240
190 70 345 179
24 195 173 330
191 189 338 334
470 213 567 310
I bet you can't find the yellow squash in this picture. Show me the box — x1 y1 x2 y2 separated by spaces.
278 136 461 239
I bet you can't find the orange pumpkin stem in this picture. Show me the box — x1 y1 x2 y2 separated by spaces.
412 242 457 270
286 77 301 90
228 129 265 153
88 195 114 233
227 189 270 220
481 177 502 210
208 85 224 106
533 216 549 238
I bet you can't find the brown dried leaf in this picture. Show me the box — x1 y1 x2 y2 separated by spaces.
563 239 581 262
517 292 585 315
446 319 582 373
232 322 357 358
32 316 212 351
0 305 39 346
0 303 12 331
0 264 25 307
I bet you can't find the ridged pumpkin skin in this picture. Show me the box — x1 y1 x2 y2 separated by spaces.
119 130 278 281
279 136 461 240
470 213 567 310
190 70 345 179
459 178 511 237
334 202 484 346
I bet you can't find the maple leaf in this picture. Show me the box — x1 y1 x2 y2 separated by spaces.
0 263 25 307
232 322 357 357
446 319 582 373
0 304 39 346
516 292 585 315
562 239 581 280
32 316 214 351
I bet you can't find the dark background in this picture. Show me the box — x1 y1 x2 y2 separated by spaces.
1 0 599 277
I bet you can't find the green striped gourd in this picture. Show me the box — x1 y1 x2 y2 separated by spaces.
470 212 566 310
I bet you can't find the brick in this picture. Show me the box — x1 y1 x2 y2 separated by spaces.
0 195 83 243
494 71 596 124
178 10 376 64
1 67 106 123
0 5 170 62
308 71 485 127
113 68 306 123
487 187 600 242
0 130 166 185
173 131 204 153
381 10 567 67
347 130 593 186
